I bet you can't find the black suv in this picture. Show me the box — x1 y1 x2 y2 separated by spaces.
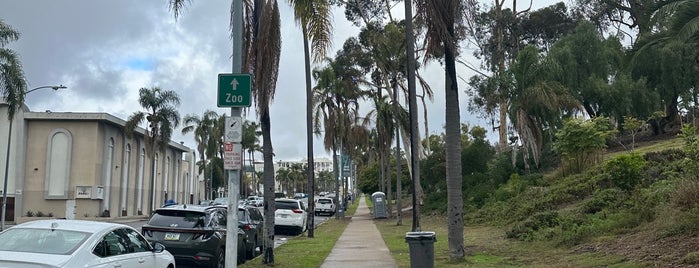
141 204 247 267
238 206 264 259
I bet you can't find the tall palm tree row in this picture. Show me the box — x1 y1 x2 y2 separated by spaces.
169 0 282 264
287 0 333 238
312 57 365 218
124 87 181 215
181 110 220 200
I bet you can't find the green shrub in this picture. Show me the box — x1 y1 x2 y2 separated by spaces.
644 149 685 164
25 211 34 217
494 173 530 201
603 153 646 191
36 211 45 217
506 211 560 241
581 188 627 214
683 251 699 265
671 178 699 211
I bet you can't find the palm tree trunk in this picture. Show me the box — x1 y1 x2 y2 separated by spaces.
445 40 465 259
149 141 157 214
304 25 316 235
394 88 402 225
385 146 392 217
1 118 14 230
333 143 340 219
261 110 276 264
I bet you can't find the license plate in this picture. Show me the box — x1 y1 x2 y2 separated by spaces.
164 233 180 241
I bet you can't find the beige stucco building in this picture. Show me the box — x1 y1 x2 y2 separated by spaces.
1 102 201 223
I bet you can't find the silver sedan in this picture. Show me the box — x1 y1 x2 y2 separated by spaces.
0 219 175 268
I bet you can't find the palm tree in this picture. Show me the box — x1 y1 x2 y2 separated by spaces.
1 19 26 229
242 120 261 195
312 58 365 219
415 0 466 260
124 87 180 214
181 110 219 200
287 0 333 239
169 0 282 262
509 46 581 173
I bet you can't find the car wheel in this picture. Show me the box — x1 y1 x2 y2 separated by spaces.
217 248 226 267
247 238 257 259
237 245 246 265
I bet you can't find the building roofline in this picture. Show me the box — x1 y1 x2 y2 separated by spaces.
24 111 190 152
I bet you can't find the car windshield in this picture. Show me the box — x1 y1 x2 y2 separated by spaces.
148 210 209 228
237 209 247 221
0 228 89 255
212 197 228 205
276 201 299 210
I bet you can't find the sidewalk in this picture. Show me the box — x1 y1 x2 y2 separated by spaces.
321 194 397 268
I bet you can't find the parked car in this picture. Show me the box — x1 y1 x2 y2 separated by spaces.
238 206 264 259
314 197 336 216
0 219 175 268
274 198 308 235
141 204 248 266
293 193 308 200
247 196 264 207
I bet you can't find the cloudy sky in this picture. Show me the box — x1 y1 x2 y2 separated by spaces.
1 0 559 161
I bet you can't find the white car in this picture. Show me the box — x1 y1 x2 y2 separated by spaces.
274 198 308 235
0 219 175 268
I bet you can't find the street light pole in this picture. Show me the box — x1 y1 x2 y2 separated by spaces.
2 84 66 231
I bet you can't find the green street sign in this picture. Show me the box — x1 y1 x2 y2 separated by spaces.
217 73 252 107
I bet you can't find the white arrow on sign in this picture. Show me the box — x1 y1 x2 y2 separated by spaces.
231 78 239 91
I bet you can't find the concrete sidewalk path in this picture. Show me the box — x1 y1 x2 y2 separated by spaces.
321 194 397 268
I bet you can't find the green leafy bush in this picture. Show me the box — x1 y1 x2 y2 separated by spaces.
603 153 646 191
506 211 560 241
580 188 627 214
672 178 699 211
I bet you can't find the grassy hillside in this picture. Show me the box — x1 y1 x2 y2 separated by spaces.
461 134 699 267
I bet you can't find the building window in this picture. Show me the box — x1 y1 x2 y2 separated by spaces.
164 156 170 196
45 129 72 199
121 144 131 213
137 148 145 212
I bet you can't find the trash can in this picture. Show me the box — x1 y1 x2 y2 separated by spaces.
405 231 436 268
371 192 387 219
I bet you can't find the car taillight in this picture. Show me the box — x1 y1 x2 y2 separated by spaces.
292 209 303 214
242 224 252 230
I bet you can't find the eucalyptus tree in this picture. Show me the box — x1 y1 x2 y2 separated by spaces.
574 0 659 41
181 110 220 200
287 0 333 238
1 19 26 230
415 0 468 260
548 22 622 118
124 87 180 214
170 0 282 263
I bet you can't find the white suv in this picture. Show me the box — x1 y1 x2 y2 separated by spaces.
274 198 308 235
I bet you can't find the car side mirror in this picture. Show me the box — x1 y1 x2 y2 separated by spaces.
152 242 166 253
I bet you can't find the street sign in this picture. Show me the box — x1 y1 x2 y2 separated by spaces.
225 116 243 143
217 73 252 107
223 142 243 170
